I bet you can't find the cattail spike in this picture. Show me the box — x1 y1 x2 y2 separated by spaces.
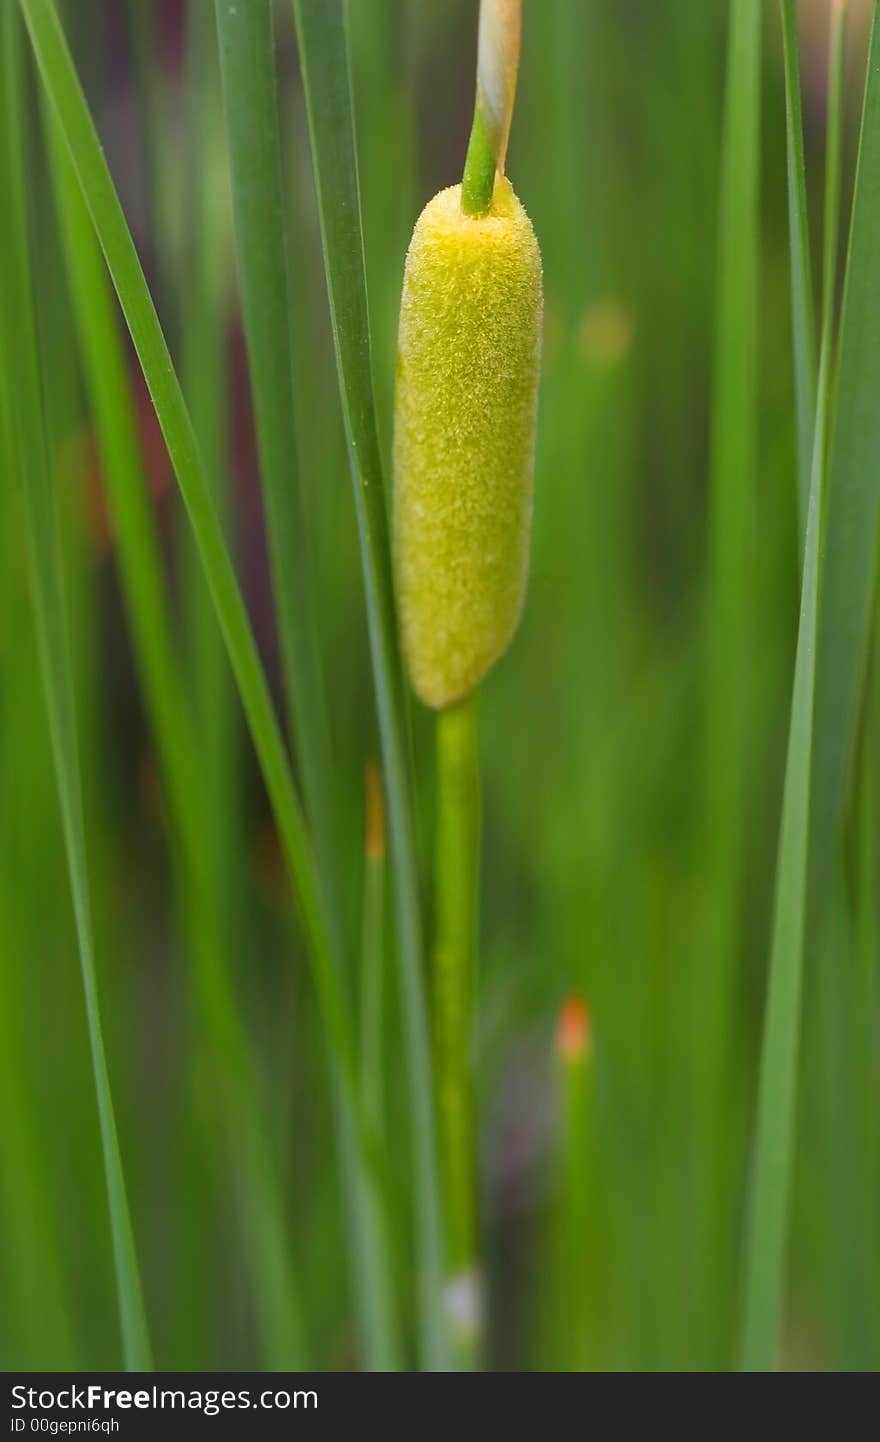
396 0 539 707
393 178 542 708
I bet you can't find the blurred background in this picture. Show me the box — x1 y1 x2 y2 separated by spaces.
1 0 878 1372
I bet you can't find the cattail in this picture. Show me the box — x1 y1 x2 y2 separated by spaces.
395 0 539 1368
393 4 542 710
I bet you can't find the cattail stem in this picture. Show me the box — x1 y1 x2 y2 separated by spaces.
461 108 496 216
434 693 481 1360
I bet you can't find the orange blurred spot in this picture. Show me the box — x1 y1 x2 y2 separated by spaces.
557 995 592 1061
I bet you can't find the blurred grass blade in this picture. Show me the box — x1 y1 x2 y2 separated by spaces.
741 331 826 1374
741 0 848 1372
43 101 307 1369
697 0 761 1367
809 2 880 930
178 6 306 1366
291 0 448 1369
122 0 171 333
0 3 151 1371
344 763 401 1371
180 0 238 919
44 111 204 908
780 0 817 554
0 383 75 1370
819 1 847 384
214 0 339 905
16 0 372 1165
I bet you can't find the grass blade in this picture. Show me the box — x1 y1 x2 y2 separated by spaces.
695 0 761 1367
290 0 448 1370
180 0 238 935
177 7 309 1366
0 372 75 1370
345 765 403 1371
809 2 880 929
214 0 339 906
122 0 173 333
740 0 849 1371
741 306 827 1374
780 0 817 555
0 4 151 1370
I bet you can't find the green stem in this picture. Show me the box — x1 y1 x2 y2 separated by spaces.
434 693 481 1358
461 105 496 216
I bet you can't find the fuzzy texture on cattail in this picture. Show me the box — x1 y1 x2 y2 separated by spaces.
393 176 542 709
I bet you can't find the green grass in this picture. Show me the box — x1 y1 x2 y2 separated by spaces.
44 110 312 1361
19 0 361 1112
1 0 879 1375
810 2 880 930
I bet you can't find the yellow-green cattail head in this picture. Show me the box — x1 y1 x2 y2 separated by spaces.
393 175 542 709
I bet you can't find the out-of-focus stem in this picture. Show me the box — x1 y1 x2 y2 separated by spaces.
434 693 481 1362
555 998 594 1371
